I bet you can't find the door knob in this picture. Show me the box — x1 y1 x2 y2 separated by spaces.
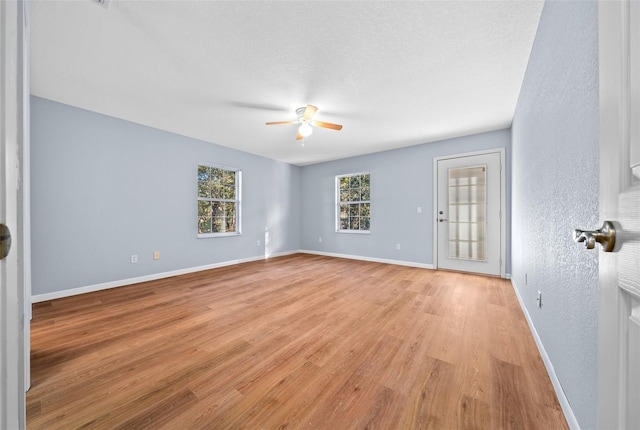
0 224 11 260
574 221 616 252
439 218 447 222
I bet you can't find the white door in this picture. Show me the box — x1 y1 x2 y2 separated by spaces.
597 1 640 428
0 1 26 428
434 150 504 277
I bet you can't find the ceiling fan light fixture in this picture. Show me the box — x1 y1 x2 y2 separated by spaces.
298 123 313 137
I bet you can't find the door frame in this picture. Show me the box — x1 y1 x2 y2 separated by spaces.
0 0 27 427
432 148 506 278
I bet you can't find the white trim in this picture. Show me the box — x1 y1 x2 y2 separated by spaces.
510 280 580 430
21 0 31 392
300 249 434 269
197 232 242 239
31 250 300 303
433 148 507 278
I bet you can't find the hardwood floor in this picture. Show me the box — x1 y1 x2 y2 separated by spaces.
27 254 568 429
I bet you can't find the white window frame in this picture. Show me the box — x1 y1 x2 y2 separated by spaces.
335 172 371 234
197 163 242 238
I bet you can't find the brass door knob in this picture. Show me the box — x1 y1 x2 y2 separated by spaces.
574 221 616 252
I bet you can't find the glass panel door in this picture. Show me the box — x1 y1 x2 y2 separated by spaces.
448 165 486 261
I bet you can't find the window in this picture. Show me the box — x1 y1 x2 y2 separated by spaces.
197 164 241 237
336 172 370 233
447 165 486 261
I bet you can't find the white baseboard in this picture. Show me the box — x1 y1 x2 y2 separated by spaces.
510 280 580 430
31 250 300 303
299 249 434 269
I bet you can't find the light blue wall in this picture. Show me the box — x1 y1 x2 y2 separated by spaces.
300 129 511 269
31 96 301 296
511 1 599 428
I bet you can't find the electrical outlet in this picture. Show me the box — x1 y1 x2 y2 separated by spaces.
319 237 323 243
153 251 160 260
257 239 261 247
130 254 138 264
537 291 542 308
396 243 401 250
417 206 422 214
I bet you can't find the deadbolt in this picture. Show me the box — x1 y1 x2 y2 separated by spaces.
0 224 11 260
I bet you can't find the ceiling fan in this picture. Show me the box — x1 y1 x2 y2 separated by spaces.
266 105 343 140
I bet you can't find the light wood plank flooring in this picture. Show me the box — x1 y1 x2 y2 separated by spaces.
27 254 568 429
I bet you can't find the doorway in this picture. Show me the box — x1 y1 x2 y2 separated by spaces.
434 149 505 277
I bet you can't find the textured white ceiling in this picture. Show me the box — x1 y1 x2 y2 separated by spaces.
29 0 543 166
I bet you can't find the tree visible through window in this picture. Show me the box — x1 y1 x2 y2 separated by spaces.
337 173 370 232
197 165 241 236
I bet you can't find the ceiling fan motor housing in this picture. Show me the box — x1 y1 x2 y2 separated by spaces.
295 107 307 122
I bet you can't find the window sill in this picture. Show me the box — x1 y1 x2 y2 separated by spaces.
336 230 371 235
197 232 242 239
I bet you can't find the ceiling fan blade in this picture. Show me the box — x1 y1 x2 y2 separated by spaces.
312 120 343 131
296 131 304 140
303 105 318 120
266 120 298 126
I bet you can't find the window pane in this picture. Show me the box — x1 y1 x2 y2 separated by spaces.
223 170 235 186
212 217 225 233
350 217 359 229
340 219 349 230
340 190 349 202
211 184 223 199
349 189 359 201
340 204 349 219
223 185 235 199
457 205 470 222
349 204 359 217
198 165 209 181
361 174 370 187
360 203 370 217
198 166 210 198
349 176 360 188
361 217 370 230
198 217 212 234
224 202 235 215
225 216 236 232
198 201 212 217
212 201 224 217
361 187 370 201
211 168 223 183
340 177 350 190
